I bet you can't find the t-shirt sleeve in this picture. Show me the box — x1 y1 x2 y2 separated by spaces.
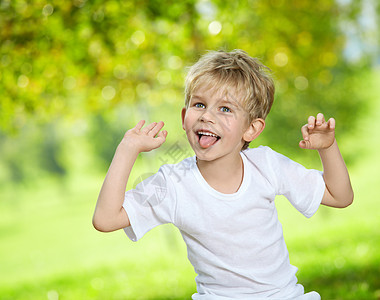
122 167 176 241
266 147 325 218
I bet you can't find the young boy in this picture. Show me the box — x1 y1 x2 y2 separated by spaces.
93 50 353 299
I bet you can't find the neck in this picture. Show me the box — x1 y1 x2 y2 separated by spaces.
196 153 244 194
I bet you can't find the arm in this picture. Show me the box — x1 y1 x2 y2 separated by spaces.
299 113 353 208
92 120 167 232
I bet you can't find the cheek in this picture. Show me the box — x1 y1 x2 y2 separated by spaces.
223 118 242 134
183 115 195 132
185 110 197 123
226 123 247 142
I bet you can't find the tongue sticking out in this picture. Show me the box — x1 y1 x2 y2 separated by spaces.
199 135 218 148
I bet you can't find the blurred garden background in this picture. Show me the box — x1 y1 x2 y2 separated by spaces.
1 0 379 299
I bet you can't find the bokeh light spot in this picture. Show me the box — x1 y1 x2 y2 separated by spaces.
131 31 145 46
136 83 150 98
356 243 369 257
168 56 182 70
88 41 102 57
1 54 11 67
274 52 288 67
17 75 29 88
208 21 222 35
73 0 87 8
63 76 77 90
294 76 309 90
196 0 216 20
157 70 171 85
334 257 346 269
42 4 54 16
102 86 116 100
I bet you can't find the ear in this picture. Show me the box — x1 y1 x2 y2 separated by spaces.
243 118 265 142
181 107 187 130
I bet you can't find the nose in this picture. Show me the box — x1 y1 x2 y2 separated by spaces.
199 109 215 123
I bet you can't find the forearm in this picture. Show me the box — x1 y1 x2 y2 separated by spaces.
93 120 167 232
93 142 139 231
318 139 354 207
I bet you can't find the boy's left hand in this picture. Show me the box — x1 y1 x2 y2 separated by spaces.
299 113 335 150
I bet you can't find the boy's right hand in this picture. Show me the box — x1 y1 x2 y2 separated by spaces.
121 120 167 153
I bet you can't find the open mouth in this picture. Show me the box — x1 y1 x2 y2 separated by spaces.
196 130 221 148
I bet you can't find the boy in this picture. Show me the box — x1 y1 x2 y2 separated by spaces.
93 50 353 299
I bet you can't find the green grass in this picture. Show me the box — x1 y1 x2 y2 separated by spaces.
3 165 379 300
0 173 196 299
1 75 380 299
2 145 379 300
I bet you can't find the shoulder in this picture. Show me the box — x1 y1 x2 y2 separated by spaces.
242 146 296 175
242 145 284 162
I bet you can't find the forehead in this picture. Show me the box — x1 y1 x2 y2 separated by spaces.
191 81 244 105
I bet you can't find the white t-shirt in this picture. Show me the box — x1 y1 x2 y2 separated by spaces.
123 146 325 299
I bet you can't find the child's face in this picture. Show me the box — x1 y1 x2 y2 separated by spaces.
182 83 251 162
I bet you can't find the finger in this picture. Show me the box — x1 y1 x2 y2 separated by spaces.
308 116 316 129
157 130 168 139
327 117 335 130
141 122 157 133
301 124 310 141
316 113 325 125
299 140 308 149
134 120 145 131
149 121 165 137
158 130 168 138
152 132 167 149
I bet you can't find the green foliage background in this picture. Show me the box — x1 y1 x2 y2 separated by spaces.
1 0 378 180
1 0 379 299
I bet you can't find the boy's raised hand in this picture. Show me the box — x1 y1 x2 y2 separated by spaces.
299 113 335 150
122 120 167 153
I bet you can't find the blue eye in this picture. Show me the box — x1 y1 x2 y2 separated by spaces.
220 106 231 113
195 103 206 109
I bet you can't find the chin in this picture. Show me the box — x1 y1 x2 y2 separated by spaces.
192 147 216 161
195 148 226 163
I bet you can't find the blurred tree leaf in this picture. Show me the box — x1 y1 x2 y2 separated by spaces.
0 0 377 179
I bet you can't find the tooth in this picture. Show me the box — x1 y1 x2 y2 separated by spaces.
197 131 218 138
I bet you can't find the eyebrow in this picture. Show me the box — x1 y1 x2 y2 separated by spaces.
190 95 204 101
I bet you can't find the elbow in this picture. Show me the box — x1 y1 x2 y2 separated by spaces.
341 190 354 208
92 215 112 233
92 210 129 232
346 190 354 207
92 217 104 232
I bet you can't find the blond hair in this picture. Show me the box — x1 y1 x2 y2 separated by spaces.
185 50 275 149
